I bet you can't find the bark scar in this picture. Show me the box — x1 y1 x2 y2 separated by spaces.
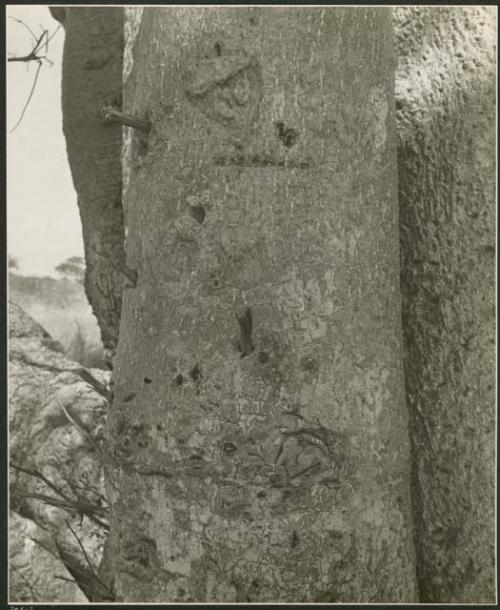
236 307 254 357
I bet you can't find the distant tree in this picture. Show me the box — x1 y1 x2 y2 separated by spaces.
55 256 85 283
9 255 19 272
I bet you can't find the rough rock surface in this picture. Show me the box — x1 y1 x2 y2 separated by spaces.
9 301 112 602
9 510 87 603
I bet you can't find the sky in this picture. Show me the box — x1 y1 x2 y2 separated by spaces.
7 5 83 278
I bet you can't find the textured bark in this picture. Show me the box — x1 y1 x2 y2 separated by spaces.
50 7 125 354
107 8 417 602
394 7 496 603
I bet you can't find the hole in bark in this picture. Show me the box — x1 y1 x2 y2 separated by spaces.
123 392 136 403
214 42 222 57
190 364 201 383
135 134 149 158
315 591 338 603
291 530 299 548
189 364 202 394
174 374 183 386
300 355 318 373
480 244 495 256
223 441 237 454
189 204 206 224
144 377 152 384
256 491 267 498
249 16 257 25
274 121 299 148
236 307 254 357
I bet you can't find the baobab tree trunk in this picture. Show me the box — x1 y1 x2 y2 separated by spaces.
105 7 417 602
394 7 496 603
49 7 125 355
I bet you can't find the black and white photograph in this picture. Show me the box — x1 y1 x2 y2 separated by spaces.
5 3 497 605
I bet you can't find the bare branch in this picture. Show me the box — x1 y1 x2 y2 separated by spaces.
65 520 98 579
10 563 41 602
54 574 78 585
9 60 42 133
46 23 62 44
29 535 60 561
8 20 60 131
55 396 105 460
13 490 109 531
55 535 115 600
10 462 72 502
32 30 47 56
9 16 38 44
8 30 48 63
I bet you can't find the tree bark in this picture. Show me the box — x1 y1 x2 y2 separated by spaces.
50 7 125 355
394 7 496 603
106 8 417 602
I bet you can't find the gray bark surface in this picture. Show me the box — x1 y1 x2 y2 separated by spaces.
107 8 417 602
394 7 496 603
51 7 125 354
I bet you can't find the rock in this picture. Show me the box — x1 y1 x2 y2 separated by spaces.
9 301 112 602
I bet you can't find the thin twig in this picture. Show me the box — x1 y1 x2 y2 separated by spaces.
8 19 60 131
9 16 37 43
11 462 109 529
37 533 102 591
9 60 42 132
16 352 112 401
55 396 105 461
66 477 108 507
65 520 98 579
13 491 107 516
40 23 49 53
10 563 40 602
10 462 72 502
14 491 109 531
29 535 60 561
7 30 48 63
54 574 78 585
54 538 110 592
46 23 62 44
32 31 47 56
58 528 115 598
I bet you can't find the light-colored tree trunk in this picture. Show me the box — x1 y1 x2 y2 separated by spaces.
106 7 417 602
394 7 496 603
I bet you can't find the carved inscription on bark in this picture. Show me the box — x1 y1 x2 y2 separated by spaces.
184 52 263 147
